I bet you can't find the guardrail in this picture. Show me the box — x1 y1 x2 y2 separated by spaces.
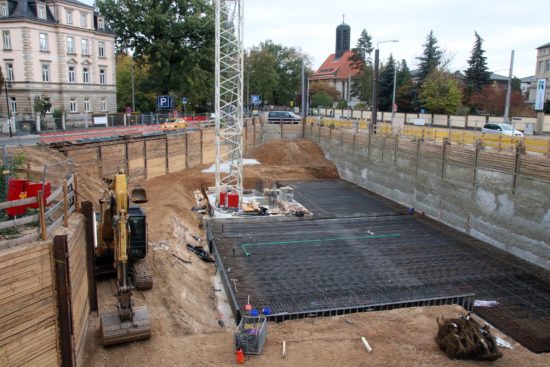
305 117 550 156
0 166 78 248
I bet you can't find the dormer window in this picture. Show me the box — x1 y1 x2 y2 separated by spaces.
0 2 8 17
80 12 87 27
37 3 47 20
98 18 105 30
66 9 73 24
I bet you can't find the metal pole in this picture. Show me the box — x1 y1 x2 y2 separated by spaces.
4 81 11 138
391 65 397 126
503 50 514 125
371 48 379 134
131 54 135 113
301 59 306 118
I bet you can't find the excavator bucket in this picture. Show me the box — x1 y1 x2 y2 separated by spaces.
100 306 151 346
131 187 148 203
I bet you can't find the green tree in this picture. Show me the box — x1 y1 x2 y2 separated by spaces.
419 70 463 114
309 81 341 100
245 41 309 106
349 30 374 105
116 53 156 112
311 92 334 108
464 32 491 97
378 54 397 111
416 30 443 85
96 0 215 110
246 48 279 105
33 96 52 122
396 78 415 112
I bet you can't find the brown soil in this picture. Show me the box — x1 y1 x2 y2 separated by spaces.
10 141 549 367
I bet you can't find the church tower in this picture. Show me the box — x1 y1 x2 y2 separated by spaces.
335 17 350 59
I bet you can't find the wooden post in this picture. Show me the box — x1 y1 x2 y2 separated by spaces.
63 179 68 227
394 135 398 166
352 132 356 156
512 141 522 194
441 139 448 178
185 132 189 169
165 134 169 175
473 141 480 186
143 139 148 179
53 235 75 367
81 201 98 312
73 174 79 212
415 139 421 176
97 144 103 179
38 191 47 240
27 161 31 180
125 140 130 177
200 129 204 165
280 118 283 139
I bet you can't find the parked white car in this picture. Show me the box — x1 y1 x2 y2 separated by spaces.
482 123 523 137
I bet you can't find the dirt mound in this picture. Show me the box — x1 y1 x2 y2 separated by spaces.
250 139 339 180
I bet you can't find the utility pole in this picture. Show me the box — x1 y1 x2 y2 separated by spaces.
371 40 398 134
131 53 135 113
301 59 306 118
503 50 514 125
391 65 397 127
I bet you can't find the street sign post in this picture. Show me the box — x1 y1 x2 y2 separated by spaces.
251 95 261 105
157 95 174 109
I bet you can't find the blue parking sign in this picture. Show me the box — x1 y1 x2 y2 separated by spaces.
251 95 262 105
182 97 188 105
157 95 174 109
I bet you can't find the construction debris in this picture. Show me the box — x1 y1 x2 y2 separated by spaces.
186 243 214 262
361 336 373 353
435 313 502 361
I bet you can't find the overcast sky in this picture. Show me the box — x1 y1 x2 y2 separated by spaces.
87 0 550 77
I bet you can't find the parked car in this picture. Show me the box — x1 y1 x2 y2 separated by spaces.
481 123 523 137
267 111 302 124
160 118 187 131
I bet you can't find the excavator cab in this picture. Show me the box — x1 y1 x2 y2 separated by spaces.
128 206 147 261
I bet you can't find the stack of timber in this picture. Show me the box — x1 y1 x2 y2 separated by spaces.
0 241 59 366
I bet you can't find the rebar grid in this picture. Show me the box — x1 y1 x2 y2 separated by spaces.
210 181 550 353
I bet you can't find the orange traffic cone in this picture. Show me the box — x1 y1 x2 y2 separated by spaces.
236 347 245 364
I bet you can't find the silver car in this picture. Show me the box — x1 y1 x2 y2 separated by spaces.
481 123 523 137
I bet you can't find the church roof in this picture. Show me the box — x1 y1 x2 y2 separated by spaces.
311 50 361 81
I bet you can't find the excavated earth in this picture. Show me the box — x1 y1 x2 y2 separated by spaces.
10 140 550 366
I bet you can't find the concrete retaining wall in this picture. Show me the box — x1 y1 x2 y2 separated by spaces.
303 125 550 271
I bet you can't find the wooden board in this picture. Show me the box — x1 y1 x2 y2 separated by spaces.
0 240 59 367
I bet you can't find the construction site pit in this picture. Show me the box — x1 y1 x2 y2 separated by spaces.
205 180 550 354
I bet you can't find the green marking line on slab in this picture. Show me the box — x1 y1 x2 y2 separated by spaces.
240 233 401 257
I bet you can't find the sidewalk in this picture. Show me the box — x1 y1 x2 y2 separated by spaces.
0 134 40 147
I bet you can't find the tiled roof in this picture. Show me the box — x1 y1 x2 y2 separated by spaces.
311 50 361 81
536 42 550 49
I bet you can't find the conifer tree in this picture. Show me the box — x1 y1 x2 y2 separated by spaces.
464 32 491 94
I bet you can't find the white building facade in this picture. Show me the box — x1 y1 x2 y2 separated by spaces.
0 0 116 121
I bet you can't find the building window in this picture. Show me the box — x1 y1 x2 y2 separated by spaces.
2 31 11 50
98 41 105 57
68 66 75 83
539 61 544 73
98 18 105 30
99 68 106 84
100 98 106 111
66 9 73 24
0 2 8 17
67 36 74 53
37 4 46 20
80 12 87 27
81 39 89 55
6 63 13 81
41 64 50 82
39 33 48 51
82 67 89 83
84 98 90 112
9 97 16 113
547 61 550 72
69 98 77 112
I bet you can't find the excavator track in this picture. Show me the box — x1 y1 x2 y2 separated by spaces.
132 261 153 290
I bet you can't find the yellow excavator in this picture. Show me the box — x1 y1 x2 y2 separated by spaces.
97 170 151 346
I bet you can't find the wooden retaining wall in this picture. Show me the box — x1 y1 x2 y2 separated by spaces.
0 213 90 367
0 241 58 366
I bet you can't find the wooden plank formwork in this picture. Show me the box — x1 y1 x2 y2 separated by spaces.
167 134 187 173
0 241 59 367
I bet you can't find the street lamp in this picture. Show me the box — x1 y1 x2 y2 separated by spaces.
371 40 399 134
